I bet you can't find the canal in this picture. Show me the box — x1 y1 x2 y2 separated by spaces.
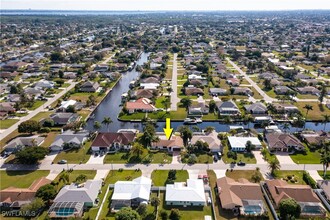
86 52 329 133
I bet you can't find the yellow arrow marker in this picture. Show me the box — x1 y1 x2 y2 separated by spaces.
163 118 173 140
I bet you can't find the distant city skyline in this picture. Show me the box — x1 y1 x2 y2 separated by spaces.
2 0 330 11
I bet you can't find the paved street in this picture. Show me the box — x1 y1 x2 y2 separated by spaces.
0 82 77 140
170 53 180 111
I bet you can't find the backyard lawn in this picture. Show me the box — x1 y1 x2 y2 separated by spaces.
158 192 212 220
273 170 307 185
0 119 19 129
53 141 92 164
151 170 189 186
0 170 50 190
294 102 330 120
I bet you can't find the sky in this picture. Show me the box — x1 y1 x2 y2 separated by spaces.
2 0 330 11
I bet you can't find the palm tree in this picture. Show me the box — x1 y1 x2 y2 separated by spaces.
320 152 330 179
162 97 170 113
268 158 281 176
177 126 192 147
75 174 87 183
322 114 330 131
130 143 145 159
93 121 102 131
150 197 160 213
102 117 113 131
180 97 192 110
59 172 70 185
303 104 313 119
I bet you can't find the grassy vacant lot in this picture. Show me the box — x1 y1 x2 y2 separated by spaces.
273 170 306 185
294 102 330 121
222 145 256 164
226 170 264 182
83 170 142 220
53 141 92 164
290 147 321 164
0 170 50 190
104 150 172 164
158 192 212 220
53 170 96 190
151 170 189 186
69 92 104 103
0 119 19 129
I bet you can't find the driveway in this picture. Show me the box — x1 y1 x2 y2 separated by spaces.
188 170 207 179
94 170 109 180
86 154 105 164
213 170 226 179
252 151 267 165
308 170 323 182
41 152 59 166
171 151 181 164
46 170 61 181
275 153 296 165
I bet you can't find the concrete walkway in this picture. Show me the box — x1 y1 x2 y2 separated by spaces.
171 151 181 164
94 170 109 180
86 154 104 164
213 170 226 179
308 170 323 182
40 152 59 166
170 53 179 111
252 150 267 165
275 153 296 165
46 170 61 181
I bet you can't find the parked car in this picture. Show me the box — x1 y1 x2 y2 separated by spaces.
58 159 67 164
237 161 246 166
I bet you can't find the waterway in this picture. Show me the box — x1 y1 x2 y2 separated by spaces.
86 52 329 133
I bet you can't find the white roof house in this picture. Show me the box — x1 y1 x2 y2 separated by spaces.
54 180 102 207
59 100 77 111
112 176 152 202
166 179 206 206
228 136 262 152
140 83 159 90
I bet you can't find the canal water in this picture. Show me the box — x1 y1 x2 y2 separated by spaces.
86 52 330 133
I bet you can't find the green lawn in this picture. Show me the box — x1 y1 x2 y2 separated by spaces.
104 151 172 164
196 154 213 164
273 170 306 185
53 141 92 164
83 170 142 220
151 170 189 186
30 111 53 122
295 102 330 121
28 100 46 110
158 192 212 220
222 144 256 164
318 171 330 180
296 94 318 99
0 119 19 129
290 147 321 164
53 170 96 190
0 170 50 190
69 92 103 103
155 96 167 108
226 170 264 182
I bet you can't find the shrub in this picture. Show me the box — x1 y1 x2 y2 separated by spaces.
40 127 51 133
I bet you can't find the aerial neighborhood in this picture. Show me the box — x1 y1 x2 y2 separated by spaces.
0 8 330 220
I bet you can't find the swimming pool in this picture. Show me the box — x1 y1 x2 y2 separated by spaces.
243 205 263 214
56 208 75 216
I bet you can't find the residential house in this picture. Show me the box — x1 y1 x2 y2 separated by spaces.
265 133 305 152
132 89 155 99
270 79 282 86
0 177 51 210
140 83 159 90
227 136 262 152
91 132 136 152
244 102 267 114
297 86 320 95
111 176 152 210
165 179 206 206
4 136 45 153
0 102 15 114
216 177 266 216
300 131 330 147
233 87 253 96
217 101 240 116
24 87 43 98
34 80 55 89
274 86 293 95
259 72 278 80
50 130 89 151
185 87 204 96
50 113 80 125
226 78 240 86
265 179 326 218
0 71 19 80
94 64 109 72
188 101 209 115
125 98 156 114
209 88 227 96
52 180 102 208
80 81 100 92
58 100 78 112
140 77 160 84
273 103 299 114
190 131 222 152
151 135 184 152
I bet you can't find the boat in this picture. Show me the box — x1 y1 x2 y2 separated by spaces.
183 118 197 125
89 114 95 119
195 118 203 123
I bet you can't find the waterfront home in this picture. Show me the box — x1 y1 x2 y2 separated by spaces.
125 98 156 114
4 136 45 153
140 76 160 84
58 100 77 112
190 131 222 152
111 176 152 211
53 180 102 207
165 179 206 206
188 101 209 115
91 132 136 152
140 83 159 90
132 89 156 99
0 177 51 210
50 112 80 125
265 133 305 152
217 100 240 116
300 131 330 147
80 81 100 92
244 102 268 115
151 135 184 152
265 179 326 218
49 130 89 151
216 177 266 216
273 103 299 114
227 136 262 152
